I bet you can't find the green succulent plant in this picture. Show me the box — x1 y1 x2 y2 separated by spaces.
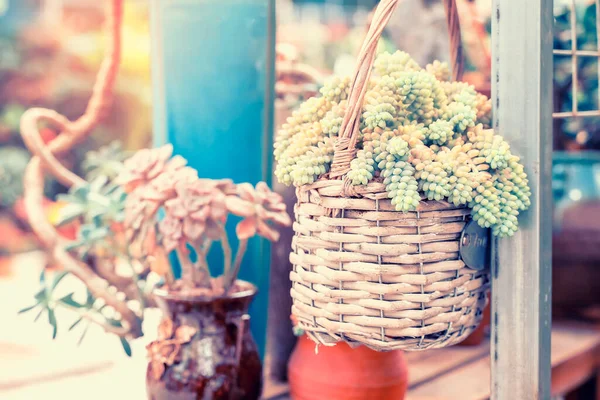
19 269 131 354
56 176 126 225
274 50 531 237
56 176 126 257
19 144 291 357
82 141 130 182
20 173 138 354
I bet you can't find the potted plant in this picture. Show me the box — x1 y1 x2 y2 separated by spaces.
19 143 291 399
119 145 291 399
275 0 531 351
21 145 291 400
16 2 291 399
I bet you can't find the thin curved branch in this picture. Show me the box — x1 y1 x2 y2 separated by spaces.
20 0 123 186
21 108 84 187
19 0 141 338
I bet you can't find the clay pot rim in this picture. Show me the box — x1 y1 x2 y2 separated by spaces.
153 279 257 303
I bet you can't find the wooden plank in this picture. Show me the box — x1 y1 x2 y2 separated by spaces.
550 323 600 397
263 378 290 400
551 323 600 366
551 348 597 398
406 343 489 388
408 357 491 400
0 357 146 400
0 341 114 392
408 323 600 400
3 322 597 400
252 322 600 399
0 252 119 394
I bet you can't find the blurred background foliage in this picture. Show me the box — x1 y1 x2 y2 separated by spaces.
0 0 152 256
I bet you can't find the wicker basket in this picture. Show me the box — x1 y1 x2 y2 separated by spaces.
289 0 490 351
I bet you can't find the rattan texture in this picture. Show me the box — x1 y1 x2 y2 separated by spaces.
290 180 489 351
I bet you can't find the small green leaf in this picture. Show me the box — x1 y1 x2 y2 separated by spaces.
88 226 110 240
51 271 70 290
106 318 123 328
58 293 84 308
18 303 40 314
64 240 85 252
88 212 102 225
34 288 46 302
56 193 78 204
103 181 119 194
90 175 109 192
56 204 86 226
113 212 125 223
78 322 90 345
85 289 95 308
68 317 83 331
71 184 91 200
39 269 46 284
79 247 91 260
79 225 93 239
116 190 127 202
119 337 132 357
48 309 58 339
34 307 44 322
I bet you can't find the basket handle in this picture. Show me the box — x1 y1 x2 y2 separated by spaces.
329 0 464 179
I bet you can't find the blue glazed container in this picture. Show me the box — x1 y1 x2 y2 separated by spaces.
150 0 275 357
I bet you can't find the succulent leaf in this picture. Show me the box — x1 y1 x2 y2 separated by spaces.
273 51 531 237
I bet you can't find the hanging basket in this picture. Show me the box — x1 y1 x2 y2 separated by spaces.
289 0 490 351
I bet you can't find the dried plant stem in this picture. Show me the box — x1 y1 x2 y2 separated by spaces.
61 303 130 337
93 255 133 289
176 245 195 287
224 239 248 293
19 0 142 338
219 224 232 281
192 241 212 289
123 254 145 311
163 261 175 286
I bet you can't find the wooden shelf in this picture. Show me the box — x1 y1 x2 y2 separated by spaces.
263 322 600 400
407 322 600 400
2 255 598 399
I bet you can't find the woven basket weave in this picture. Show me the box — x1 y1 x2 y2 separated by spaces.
289 0 490 351
291 181 489 350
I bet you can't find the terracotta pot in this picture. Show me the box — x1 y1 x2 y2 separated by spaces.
288 335 408 400
146 281 262 400
462 72 491 98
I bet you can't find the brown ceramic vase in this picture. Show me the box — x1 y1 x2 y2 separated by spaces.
146 280 262 400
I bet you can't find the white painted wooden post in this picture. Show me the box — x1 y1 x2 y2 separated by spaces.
491 0 553 398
